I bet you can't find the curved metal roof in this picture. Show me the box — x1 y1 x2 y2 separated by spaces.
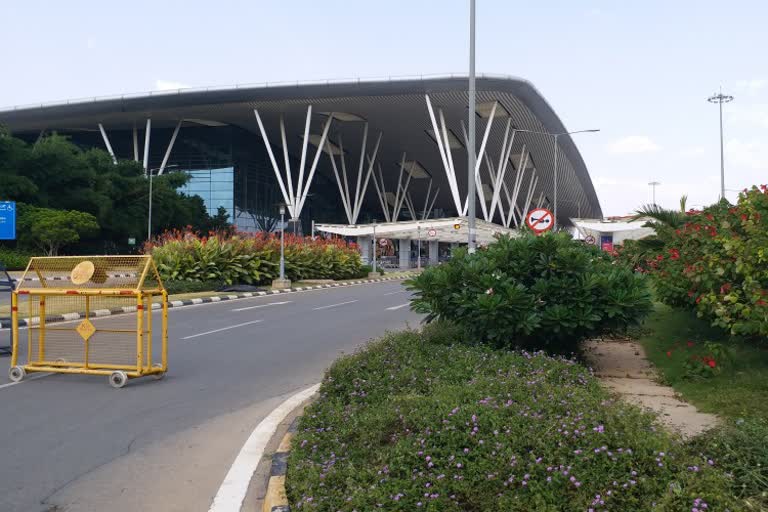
0 74 602 221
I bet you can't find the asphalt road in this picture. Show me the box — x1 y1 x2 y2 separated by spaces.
0 280 421 512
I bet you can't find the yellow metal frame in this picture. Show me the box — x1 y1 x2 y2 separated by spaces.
11 255 168 383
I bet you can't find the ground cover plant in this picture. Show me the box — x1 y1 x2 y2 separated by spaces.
287 324 744 511
406 232 653 352
147 227 364 285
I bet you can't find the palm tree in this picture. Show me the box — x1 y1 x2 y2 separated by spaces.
622 195 690 267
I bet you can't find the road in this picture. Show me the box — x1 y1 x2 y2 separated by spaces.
0 280 421 512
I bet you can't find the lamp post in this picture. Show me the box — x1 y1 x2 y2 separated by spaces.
417 224 422 270
648 181 660 206
279 204 286 281
147 164 178 242
516 129 600 228
372 221 377 274
707 89 734 201
467 0 477 253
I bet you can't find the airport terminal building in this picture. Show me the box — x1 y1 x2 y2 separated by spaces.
0 74 602 265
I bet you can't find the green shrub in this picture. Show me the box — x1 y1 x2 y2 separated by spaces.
406 233 653 352
287 329 742 511
0 246 33 270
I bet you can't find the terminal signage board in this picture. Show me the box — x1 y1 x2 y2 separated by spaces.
600 234 614 252
0 201 16 240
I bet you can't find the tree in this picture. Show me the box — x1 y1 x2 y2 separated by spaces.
0 131 214 251
208 206 232 232
17 204 99 256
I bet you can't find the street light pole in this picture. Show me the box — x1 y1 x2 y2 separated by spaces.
372 222 377 274
553 134 559 228
707 89 734 201
147 164 178 242
648 181 661 205
147 168 154 242
516 129 599 229
279 205 286 281
417 225 421 270
467 0 477 253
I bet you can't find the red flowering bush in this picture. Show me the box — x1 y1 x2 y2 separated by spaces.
665 339 729 379
145 227 363 285
624 186 768 338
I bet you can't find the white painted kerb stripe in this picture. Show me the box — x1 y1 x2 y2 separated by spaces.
208 383 320 512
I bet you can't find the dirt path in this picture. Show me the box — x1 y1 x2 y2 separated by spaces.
583 339 718 439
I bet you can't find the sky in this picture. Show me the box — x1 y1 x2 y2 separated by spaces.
1 0 766 216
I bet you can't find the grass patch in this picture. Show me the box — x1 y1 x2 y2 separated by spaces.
635 304 768 507
636 303 768 421
287 323 743 511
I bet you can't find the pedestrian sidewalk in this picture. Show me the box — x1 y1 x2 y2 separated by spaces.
583 338 718 439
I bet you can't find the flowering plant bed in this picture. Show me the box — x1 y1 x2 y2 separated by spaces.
146 227 364 285
286 324 742 511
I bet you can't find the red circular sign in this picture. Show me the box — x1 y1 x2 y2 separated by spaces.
525 208 554 234
427 228 437 237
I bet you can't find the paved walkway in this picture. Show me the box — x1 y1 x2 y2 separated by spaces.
583 338 718 439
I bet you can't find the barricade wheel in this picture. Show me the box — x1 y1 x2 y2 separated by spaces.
9 366 25 383
109 371 128 389
151 363 166 380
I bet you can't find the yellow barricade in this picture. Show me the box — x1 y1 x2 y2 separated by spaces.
8 255 168 388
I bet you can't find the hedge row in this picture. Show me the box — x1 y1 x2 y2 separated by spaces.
146 228 364 285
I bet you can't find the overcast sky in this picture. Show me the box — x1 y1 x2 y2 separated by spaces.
1 0 766 216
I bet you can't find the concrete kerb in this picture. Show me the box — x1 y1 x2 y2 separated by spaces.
0 274 414 330
244 391 317 512
259 418 299 512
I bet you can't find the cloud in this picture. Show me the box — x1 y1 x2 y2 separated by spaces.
607 136 661 154
155 80 190 91
725 139 768 170
735 79 767 93
679 146 706 158
728 103 768 129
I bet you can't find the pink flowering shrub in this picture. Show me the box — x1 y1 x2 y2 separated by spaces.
286 325 740 510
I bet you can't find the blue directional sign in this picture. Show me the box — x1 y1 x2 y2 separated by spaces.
0 201 17 240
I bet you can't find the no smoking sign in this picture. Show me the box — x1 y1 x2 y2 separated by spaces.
525 208 554 234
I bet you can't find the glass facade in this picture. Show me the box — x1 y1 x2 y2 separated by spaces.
55 124 351 233
177 167 235 220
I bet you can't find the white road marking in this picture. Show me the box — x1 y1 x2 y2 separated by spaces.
0 372 53 390
231 301 292 312
181 320 263 340
312 300 358 311
386 303 411 311
208 383 320 512
383 290 408 296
